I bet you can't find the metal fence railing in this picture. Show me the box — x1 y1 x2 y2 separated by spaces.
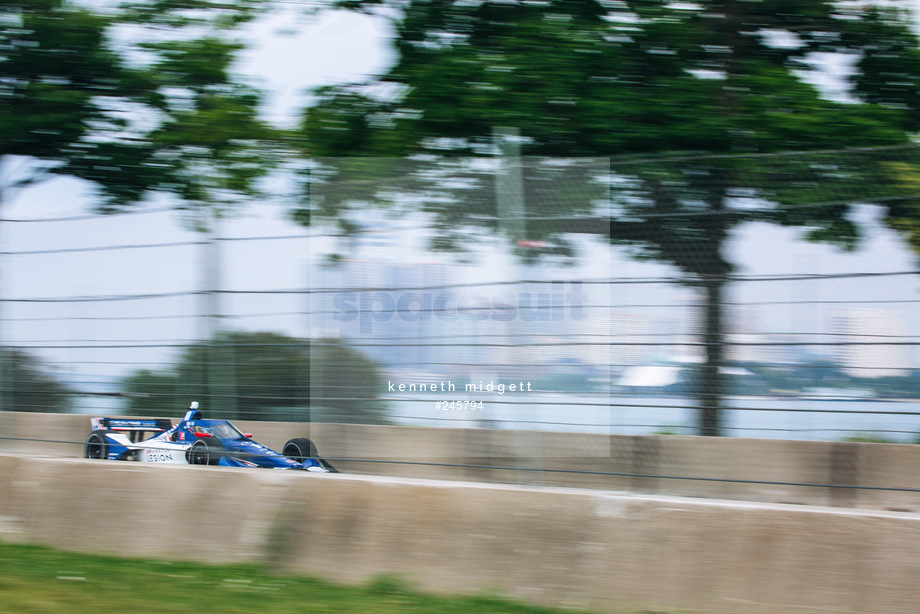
0 148 918 452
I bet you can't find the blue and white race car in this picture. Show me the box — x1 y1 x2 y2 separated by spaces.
83 402 336 473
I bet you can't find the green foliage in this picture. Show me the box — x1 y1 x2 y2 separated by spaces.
119 35 280 222
310 338 390 424
841 434 898 444
119 0 266 29
0 0 156 208
298 0 920 436
122 331 389 424
0 0 278 214
882 161 920 258
0 347 74 413
304 1 919 157
299 0 920 256
123 331 311 420
840 6 920 133
653 426 685 436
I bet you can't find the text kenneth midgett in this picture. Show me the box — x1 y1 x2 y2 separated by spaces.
388 380 532 395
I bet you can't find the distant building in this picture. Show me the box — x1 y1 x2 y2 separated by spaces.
312 259 454 373
833 309 908 378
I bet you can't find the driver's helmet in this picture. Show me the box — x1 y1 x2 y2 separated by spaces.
193 425 210 435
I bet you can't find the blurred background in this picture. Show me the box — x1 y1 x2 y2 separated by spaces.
2 0 920 447
6 5 920 613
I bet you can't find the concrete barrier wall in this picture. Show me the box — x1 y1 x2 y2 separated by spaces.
2 454 920 614
0 411 89 457
3 411 920 510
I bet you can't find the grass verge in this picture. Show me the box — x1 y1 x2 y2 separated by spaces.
0 541 618 614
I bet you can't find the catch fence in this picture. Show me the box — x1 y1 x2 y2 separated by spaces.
1 148 919 476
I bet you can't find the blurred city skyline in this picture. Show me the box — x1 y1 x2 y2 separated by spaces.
3 178 918 379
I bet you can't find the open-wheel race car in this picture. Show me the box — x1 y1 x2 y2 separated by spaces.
84 402 336 473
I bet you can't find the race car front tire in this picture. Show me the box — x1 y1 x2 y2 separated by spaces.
186 438 224 466
84 430 114 460
282 438 319 462
283 438 338 473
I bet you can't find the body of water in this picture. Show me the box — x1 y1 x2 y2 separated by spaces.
388 393 920 442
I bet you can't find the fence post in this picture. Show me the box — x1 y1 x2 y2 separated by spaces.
494 127 543 485
200 206 238 419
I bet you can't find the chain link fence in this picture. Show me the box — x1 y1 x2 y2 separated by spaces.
1 147 920 485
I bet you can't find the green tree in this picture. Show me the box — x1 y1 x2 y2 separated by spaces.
883 161 920 255
1 0 160 414
135 36 285 414
130 38 278 218
2 0 280 415
0 0 279 220
0 0 276 213
299 0 920 435
0 348 74 413
122 331 388 423
124 331 311 420
0 0 159 209
101 0 280 217
1 0 280 212
310 338 389 425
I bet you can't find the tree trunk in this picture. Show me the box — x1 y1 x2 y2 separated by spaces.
694 184 730 437
697 275 725 436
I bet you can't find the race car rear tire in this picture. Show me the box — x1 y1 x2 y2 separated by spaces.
283 438 338 473
186 438 224 466
84 430 113 460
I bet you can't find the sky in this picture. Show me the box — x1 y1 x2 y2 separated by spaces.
237 6 395 127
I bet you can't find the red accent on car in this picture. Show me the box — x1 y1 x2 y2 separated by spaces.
243 433 252 438
193 432 212 438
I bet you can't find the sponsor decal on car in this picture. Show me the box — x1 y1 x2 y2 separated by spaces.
146 449 174 463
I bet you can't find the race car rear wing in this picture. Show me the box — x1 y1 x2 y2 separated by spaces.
90 417 172 432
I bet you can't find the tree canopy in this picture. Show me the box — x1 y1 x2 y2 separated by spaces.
298 0 920 435
0 0 155 208
303 1 919 155
1 0 279 215
298 1 920 259
122 331 388 423
0 347 74 413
